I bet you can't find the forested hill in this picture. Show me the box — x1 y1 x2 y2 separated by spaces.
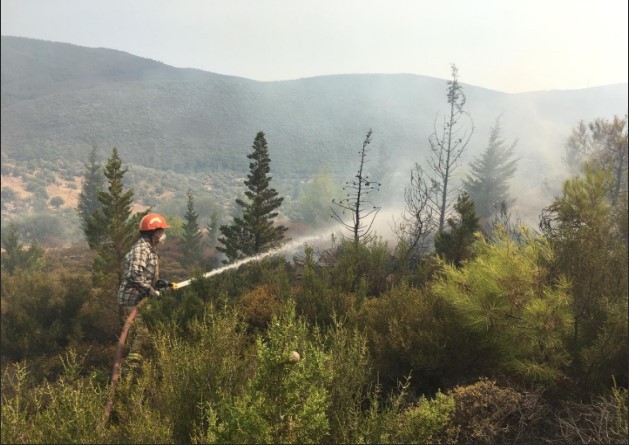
1 35 627 183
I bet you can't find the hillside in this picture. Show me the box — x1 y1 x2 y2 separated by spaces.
1 36 628 244
2 36 627 183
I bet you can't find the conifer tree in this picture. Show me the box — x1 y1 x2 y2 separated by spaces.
91 148 146 288
182 190 203 267
0 223 45 274
434 192 480 267
540 163 628 385
463 117 518 220
77 145 105 248
433 226 572 384
218 131 288 263
331 129 381 245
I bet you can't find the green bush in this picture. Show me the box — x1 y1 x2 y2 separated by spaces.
195 300 331 444
395 391 457 444
1 270 92 360
1 351 108 444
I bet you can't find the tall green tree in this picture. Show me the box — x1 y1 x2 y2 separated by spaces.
91 148 146 288
463 117 518 220
434 192 480 267
428 64 475 232
218 131 288 263
540 163 628 387
181 190 203 267
331 129 381 245
77 145 105 248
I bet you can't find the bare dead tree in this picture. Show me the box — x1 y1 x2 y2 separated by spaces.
428 64 474 232
392 163 438 265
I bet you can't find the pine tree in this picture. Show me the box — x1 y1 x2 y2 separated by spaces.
331 129 381 245
0 223 45 274
77 145 105 248
434 192 480 267
218 131 288 263
463 117 518 220
182 190 203 267
91 147 146 288
540 164 628 386
432 226 572 384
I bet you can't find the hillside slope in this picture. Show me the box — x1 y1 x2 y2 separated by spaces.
2 36 627 195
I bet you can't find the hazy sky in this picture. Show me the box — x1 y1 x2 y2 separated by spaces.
2 0 627 93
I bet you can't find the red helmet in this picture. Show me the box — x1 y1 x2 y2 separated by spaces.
139 213 171 231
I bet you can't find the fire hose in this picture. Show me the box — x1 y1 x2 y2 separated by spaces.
101 298 148 428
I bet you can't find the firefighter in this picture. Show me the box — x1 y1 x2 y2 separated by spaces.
117 212 171 370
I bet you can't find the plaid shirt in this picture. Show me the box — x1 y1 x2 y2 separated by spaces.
118 236 159 306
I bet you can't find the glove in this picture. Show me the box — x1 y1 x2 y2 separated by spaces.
149 288 161 298
155 279 173 290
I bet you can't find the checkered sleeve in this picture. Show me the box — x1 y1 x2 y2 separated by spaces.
118 238 159 306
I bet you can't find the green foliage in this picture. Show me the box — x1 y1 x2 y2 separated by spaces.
293 245 358 327
463 117 518 220
1 223 45 274
181 190 203 267
1 352 108 444
541 164 628 387
329 236 391 298
319 317 374 443
434 191 480 267
293 167 342 228
77 145 105 247
1 270 93 360
218 131 288 263
49 195 65 208
396 391 456 444
197 300 331 444
136 307 252 443
433 227 573 384
90 147 146 289
359 282 481 394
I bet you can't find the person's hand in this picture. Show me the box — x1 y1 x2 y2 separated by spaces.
155 279 173 290
150 288 161 298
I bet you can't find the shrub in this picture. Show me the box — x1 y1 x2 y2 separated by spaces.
446 378 548 444
395 391 457 444
1 351 109 444
238 284 284 333
195 300 332 444
118 306 252 443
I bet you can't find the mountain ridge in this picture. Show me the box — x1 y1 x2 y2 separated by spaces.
2 36 627 186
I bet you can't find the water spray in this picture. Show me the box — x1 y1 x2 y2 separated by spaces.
171 235 321 290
